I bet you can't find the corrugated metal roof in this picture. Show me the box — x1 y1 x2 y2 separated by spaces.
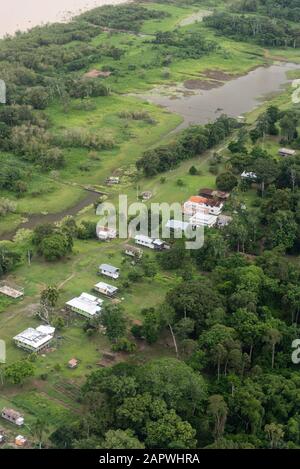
99 264 119 274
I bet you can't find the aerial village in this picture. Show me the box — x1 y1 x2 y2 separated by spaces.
0 180 233 445
1 0 300 451
0 138 298 448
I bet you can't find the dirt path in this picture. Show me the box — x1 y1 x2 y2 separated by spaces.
58 273 76 290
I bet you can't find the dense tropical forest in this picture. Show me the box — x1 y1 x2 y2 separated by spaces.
0 0 300 451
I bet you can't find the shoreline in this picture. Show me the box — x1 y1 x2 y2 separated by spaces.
0 0 130 39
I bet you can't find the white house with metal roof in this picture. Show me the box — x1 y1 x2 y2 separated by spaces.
94 281 118 297
99 264 120 279
1 408 24 426
134 234 167 250
278 148 296 157
13 325 55 353
96 226 117 241
66 292 103 319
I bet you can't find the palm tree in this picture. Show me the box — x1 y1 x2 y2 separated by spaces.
31 418 49 449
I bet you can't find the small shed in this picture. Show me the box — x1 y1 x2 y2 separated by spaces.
68 358 79 369
124 244 143 259
105 176 120 186
97 226 117 241
0 282 24 299
279 148 296 157
141 191 152 201
15 435 27 447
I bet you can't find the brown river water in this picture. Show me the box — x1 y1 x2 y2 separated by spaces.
0 0 127 37
140 62 300 130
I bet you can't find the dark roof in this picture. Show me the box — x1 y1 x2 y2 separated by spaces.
199 188 214 197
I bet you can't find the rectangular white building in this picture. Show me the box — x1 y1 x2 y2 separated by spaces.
134 235 166 250
13 325 55 353
96 226 117 241
66 293 103 319
94 281 118 297
279 148 296 157
99 264 120 279
1 408 24 426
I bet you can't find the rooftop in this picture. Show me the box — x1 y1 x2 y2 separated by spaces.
135 234 152 242
199 188 214 197
188 196 209 204
68 358 79 367
2 408 23 420
66 293 102 316
187 196 222 207
94 282 118 294
13 326 55 350
279 148 296 155
99 264 119 274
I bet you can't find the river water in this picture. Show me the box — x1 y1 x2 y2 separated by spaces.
140 62 300 130
0 0 127 37
1 5 299 239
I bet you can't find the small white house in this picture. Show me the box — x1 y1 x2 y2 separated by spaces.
1 408 24 426
13 325 55 353
134 234 167 250
94 281 118 297
99 264 120 279
96 226 117 241
135 234 154 249
279 148 296 157
66 293 103 319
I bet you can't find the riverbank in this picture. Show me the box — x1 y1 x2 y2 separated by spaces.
0 0 129 37
137 62 300 129
1 1 300 241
